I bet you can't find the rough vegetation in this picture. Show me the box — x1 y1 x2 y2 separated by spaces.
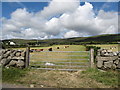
2 68 119 88
2 68 28 83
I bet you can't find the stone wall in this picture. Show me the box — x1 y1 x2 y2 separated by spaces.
0 49 26 68
96 49 120 70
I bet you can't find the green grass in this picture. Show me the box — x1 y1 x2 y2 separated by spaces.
81 68 119 88
87 44 119 52
2 67 29 83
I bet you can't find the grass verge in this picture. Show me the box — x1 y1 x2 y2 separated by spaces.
2 67 29 83
2 67 119 88
81 68 119 88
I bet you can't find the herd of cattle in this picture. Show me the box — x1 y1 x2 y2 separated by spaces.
30 46 117 53
30 46 69 52
109 46 117 50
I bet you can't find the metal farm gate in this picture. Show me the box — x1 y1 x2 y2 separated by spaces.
29 50 93 71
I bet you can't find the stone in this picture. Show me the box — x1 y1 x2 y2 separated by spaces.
5 66 9 69
7 56 12 60
5 49 9 52
96 56 118 61
114 60 119 65
97 60 103 68
5 51 11 55
98 69 106 72
17 49 22 52
11 50 15 53
40 85 44 87
2 50 6 54
12 56 24 60
113 52 118 56
0 56 3 60
21 51 25 57
3 54 9 58
3 51 12 58
10 53 15 57
17 60 25 67
30 84 34 88
0 59 11 66
100 51 106 56
112 64 117 69
12 50 17 55
104 61 113 68
118 53 120 57
117 62 120 68
0 50 3 55
18 56 24 60
8 60 17 67
103 52 114 57
16 52 21 57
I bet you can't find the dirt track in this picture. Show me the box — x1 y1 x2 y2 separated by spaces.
2 83 28 88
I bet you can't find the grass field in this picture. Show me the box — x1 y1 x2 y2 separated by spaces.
87 44 119 52
12 44 119 51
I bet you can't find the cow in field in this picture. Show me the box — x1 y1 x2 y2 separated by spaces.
64 46 67 48
30 49 34 52
64 46 69 48
48 48 52 51
30 49 36 52
40 49 44 51
57 47 59 49
36 49 44 52
67 46 69 48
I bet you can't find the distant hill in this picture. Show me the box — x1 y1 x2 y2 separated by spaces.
1 34 120 48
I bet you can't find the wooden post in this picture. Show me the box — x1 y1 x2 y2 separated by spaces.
25 46 30 68
90 48 95 68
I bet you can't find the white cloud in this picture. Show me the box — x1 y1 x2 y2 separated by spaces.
38 0 79 19
44 17 62 35
64 30 80 38
60 2 118 35
1 1 118 40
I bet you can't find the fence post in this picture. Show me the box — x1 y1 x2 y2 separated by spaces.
90 48 95 68
25 46 30 68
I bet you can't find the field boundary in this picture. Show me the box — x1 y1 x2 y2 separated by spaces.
25 47 94 71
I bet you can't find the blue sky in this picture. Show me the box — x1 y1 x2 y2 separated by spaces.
2 2 48 18
1 1 119 39
2 2 118 19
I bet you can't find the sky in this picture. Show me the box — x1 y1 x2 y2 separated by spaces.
1 0 119 40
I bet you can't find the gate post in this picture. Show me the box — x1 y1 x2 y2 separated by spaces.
25 46 30 68
90 48 95 68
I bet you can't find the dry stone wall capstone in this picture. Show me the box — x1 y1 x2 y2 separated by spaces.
0 49 26 68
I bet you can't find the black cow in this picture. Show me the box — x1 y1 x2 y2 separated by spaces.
57 47 59 49
48 48 52 51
